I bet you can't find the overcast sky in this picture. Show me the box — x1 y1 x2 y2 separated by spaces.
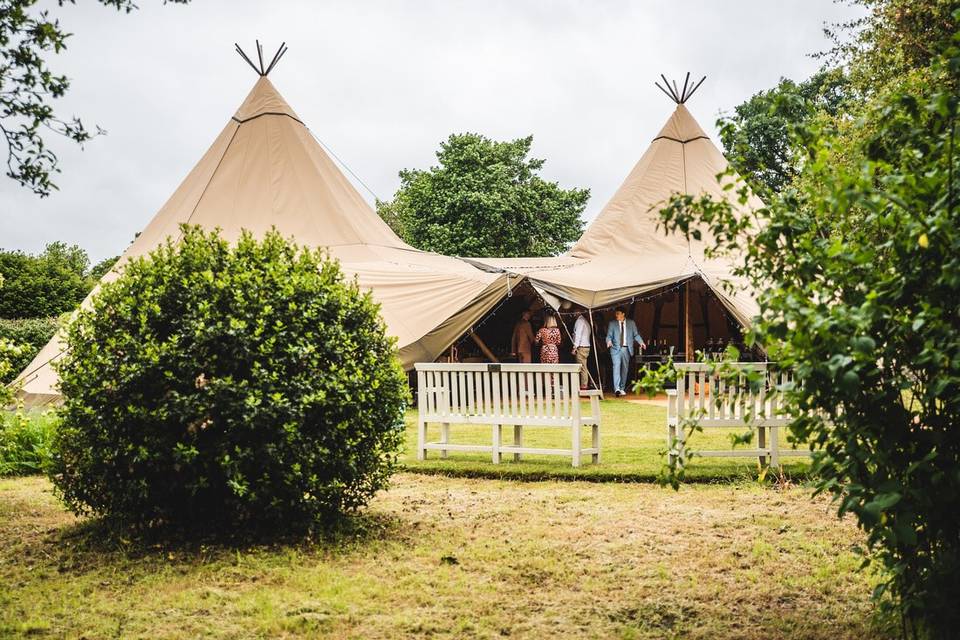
0 0 863 263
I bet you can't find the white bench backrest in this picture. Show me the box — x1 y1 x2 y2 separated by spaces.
415 363 581 423
674 362 793 425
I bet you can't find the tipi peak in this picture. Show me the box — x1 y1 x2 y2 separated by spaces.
232 75 301 124
653 103 709 144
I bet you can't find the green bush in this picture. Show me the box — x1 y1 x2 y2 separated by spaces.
0 411 57 476
0 317 59 384
0 340 19 408
0 242 96 319
0 300 53 476
49 226 409 532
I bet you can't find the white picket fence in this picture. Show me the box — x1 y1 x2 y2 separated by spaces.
666 362 810 466
414 363 602 467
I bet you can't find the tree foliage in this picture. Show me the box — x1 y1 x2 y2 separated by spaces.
1 0 188 196
0 275 20 405
0 316 58 383
657 4 960 636
0 241 96 318
822 0 959 91
49 227 408 532
377 133 589 257
719 70 849 196
89 255 118 280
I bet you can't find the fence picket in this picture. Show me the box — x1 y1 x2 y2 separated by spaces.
697 370 705 416
526 371 533 417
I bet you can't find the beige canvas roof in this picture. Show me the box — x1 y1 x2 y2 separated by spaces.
12 76 507 404
468 103 763 325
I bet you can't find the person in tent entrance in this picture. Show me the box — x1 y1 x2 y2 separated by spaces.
606 307 645 397
511 310 535 363
535 314 562 364
571 309 592 390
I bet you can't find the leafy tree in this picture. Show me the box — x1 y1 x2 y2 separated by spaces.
49 226 408 532
656 9 960 637
89 255 118 280
0 242 93 318
724 0 960 200
377 133 589 257
1 0 188 197
0 275 20 403
0 337 18 404
0 317 58 383
822 0 959 91
719 70 850 196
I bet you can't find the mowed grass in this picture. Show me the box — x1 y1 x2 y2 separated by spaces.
400 396 812 481
0 474 890 640
4 398 808 483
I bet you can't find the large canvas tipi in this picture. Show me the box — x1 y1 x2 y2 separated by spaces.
468 76 762 342
12 63 509 405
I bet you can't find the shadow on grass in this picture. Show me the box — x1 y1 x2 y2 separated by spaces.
42 506 411 574
398 461 814 485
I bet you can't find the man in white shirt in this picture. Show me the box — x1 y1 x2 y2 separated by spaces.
570 310 592 389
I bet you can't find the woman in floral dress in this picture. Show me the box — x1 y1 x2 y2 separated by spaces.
535 314 562 364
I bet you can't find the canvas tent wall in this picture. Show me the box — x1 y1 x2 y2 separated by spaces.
12 74 511 405
467 96 763 350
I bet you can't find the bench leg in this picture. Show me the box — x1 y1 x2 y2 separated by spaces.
572 419 581 468
440 422 449 460
758 425 768 466
513 425 522 462
770 426 780 468
678 423 687 464
592 424 600 464
667 422 677 466
492 424 502 464
418 418 427 461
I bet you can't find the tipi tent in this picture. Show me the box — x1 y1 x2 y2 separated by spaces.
467 77 762 353
12 65 510 405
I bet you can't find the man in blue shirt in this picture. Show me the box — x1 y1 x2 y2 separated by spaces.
605 307 645 397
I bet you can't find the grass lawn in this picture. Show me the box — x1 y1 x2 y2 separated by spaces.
399 395 812 482
0 473 889 639
5 396 808 484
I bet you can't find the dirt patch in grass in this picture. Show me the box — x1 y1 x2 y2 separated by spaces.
0 474 890 639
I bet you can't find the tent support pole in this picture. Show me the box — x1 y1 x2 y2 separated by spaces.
558 307 601 392
684 280 694 362
470 333 499 362
588 309 604 398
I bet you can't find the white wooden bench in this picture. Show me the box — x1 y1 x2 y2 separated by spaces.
414 363 602 467
666 362 810 467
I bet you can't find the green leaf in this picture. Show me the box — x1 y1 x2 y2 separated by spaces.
839 370 860 393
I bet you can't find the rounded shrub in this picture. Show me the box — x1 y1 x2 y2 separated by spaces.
49 226 408 531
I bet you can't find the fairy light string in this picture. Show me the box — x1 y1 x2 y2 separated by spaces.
450 273 755 361
452 277 692 350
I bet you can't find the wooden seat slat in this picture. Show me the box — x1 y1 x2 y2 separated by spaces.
415 363 600 467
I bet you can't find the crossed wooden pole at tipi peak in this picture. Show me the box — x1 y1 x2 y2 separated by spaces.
235 40 288 77
655 72 707 104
